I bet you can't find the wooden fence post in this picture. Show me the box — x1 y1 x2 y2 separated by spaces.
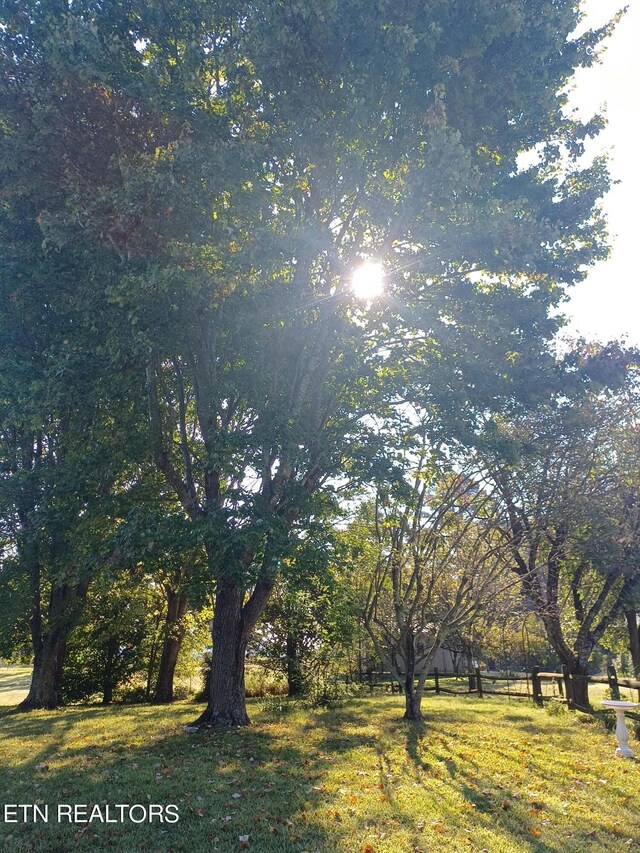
607 664 621 701
434 668 440 695
475 667 483 698
561 664 575 709
531 666 543 706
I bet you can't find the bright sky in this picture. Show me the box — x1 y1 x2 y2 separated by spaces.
562 0 640 345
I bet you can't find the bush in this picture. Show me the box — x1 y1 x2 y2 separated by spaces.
118 684 151 704
301 670 359 709
245 664 288 698
171 682 194 701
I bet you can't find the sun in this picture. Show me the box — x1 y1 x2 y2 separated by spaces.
352 260 385 300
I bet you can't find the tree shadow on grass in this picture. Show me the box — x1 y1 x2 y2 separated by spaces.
0 703 346 853
396 713 640 853
2 697 639 853
297 702 379 756
300 703 371 731
403 719 431 775
0 706 107 773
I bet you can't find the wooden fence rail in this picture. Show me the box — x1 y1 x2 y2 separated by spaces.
535 664 640 711
350 664 640 716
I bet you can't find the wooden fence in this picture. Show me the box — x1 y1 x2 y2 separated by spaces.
351 667 533 699
351 664 640 722
533 664 640 708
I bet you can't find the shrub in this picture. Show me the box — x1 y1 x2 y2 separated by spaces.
544 701 566 718
245 664 288 698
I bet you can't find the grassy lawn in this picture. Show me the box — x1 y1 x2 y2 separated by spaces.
0 666 31 706
1 694 639 853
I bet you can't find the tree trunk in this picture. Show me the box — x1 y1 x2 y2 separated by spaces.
191 582 250 727
102 636 119 705
571 670 590 709
20 634 67 710
403 631 423 721
286 632 304 697
625 609 640 679
153 588 189 703
144 614 163 700
564 657 591 709
538 607 593 707
190 575 274 728
404 687 423 721
19 581 88 711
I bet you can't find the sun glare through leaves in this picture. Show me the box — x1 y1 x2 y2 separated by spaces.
352 261 385 301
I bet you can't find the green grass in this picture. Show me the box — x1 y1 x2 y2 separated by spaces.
0 666 31 706
1 694 639 852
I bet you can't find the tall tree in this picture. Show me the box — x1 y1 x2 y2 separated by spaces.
479 354 640 707
0 115 147 707
0 273 141 708
1 1 616 724
361 456 509 721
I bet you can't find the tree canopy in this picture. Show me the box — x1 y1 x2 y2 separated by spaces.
476 354 640 708
0 0 620 723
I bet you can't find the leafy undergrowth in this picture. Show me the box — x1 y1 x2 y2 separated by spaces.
0 695 639 852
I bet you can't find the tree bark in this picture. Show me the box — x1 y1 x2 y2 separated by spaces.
192 582 249 726
190 575 274 728
102 636 119 705
565 657 591 709
403 631 423 721
625 608 640 679
20 635 67 710
286 632 304 697
404 688 423 721
153 588 189 703
19 580 89 711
